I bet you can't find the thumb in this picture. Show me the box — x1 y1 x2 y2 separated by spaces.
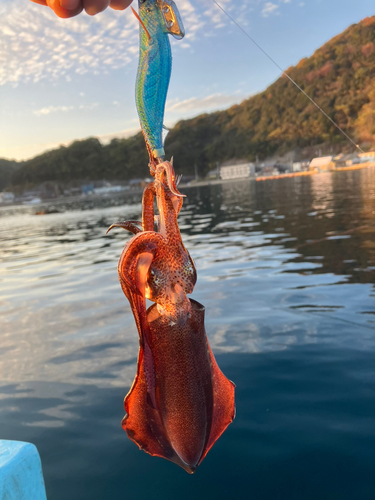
45 0 83 17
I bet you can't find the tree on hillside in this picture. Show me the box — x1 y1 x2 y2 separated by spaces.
0 159 20 191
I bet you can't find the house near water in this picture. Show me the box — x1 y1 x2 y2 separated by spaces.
358 151 375 163
309 156 335 171
0 192 15 204
220 162 255 180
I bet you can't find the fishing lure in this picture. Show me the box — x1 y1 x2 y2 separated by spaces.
132 0 185 168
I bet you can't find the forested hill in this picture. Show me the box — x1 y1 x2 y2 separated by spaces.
8 16 375 187
0 159 20 191
165 16 375 172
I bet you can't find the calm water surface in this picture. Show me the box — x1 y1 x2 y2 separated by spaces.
1 168 375 499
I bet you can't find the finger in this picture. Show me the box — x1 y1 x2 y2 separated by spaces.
46 0 83 17
30 0 49 6
83 0 110 15
59 0 80 9
109 0 133 10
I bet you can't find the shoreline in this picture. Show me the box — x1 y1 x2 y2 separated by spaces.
255 162 375 182
1 162 374 209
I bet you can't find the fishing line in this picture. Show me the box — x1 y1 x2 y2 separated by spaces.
212 0 364 153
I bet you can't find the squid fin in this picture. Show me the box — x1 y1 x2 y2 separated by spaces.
198 343 235 465
123 344 184 468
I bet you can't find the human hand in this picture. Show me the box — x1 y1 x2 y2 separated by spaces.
30 0 133 19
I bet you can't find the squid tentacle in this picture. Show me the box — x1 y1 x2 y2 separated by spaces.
106 221 143 235
142 182 156 232
155 161 185 198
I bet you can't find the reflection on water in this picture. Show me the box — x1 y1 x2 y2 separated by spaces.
311 172 334 215
0 168 375 499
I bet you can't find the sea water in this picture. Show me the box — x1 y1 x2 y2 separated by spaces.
0 168 374 499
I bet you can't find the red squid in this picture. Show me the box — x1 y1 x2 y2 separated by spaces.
108 161 235 473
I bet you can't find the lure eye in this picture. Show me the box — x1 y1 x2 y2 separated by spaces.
163 4 173 26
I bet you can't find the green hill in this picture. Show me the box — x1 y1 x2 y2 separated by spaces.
0 159 21 191
166 16 375 172
10 16 375 188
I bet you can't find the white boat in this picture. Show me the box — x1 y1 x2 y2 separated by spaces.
23 197 42 205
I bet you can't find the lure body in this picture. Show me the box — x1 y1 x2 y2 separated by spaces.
135 0 184 162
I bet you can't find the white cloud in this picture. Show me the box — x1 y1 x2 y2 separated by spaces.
33 102 98 116
0 0 253 87
1 26 16 36
0 0 139 86
97 127 141 144
78 103 99 110
33 105 74 116
202 0 228 31
178 0 205 39
202 0 257 29
166 93 245 113
261 2 279 17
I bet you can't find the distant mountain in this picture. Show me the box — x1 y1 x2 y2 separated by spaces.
10 16 375 188
165 16 375 172
0 159 20 191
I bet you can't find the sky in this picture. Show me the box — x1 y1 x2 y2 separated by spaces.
0 0 374 161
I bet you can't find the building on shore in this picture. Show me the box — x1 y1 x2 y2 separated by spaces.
93 185 128 195
0 192 15 204
309 156 335 171
220 162 255 180
310 151 375 171
292 160 310 172
358 151 375 163
334 153 360 167
206 167 220 180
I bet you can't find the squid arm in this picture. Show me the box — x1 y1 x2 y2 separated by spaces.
113 231 165 409
106 220 143 235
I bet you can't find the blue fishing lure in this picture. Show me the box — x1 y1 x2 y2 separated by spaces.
133 0 184 163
